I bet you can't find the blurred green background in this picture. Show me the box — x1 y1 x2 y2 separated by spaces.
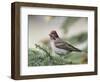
28 15 88 66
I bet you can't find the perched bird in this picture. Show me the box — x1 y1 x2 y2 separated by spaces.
49 30 82 55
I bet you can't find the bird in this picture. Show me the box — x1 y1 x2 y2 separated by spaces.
49 30 82 55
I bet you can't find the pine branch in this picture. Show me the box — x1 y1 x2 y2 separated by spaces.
35 44 53 60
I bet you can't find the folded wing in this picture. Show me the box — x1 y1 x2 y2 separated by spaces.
55 39 81 52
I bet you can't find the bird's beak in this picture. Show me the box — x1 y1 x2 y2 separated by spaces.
49 33 51 36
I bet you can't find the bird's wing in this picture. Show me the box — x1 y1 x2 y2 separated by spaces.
55 39 81 52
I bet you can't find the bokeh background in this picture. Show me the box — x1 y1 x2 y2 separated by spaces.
28 15 88 66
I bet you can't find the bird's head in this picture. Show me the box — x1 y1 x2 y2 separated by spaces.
49 30 59 40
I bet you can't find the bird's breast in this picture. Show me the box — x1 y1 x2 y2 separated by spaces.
50 41 68 54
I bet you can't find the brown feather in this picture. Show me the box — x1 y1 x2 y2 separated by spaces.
54 38 81 52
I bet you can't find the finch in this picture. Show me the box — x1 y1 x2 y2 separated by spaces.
49 30 82 55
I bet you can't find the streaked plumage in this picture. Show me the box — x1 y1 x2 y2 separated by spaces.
49 30 82 55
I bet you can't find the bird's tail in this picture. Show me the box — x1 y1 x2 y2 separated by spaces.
74 49 82 52
76 49 87 53
77 49 82 52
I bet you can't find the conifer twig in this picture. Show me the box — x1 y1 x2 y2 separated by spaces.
35 44 52 60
